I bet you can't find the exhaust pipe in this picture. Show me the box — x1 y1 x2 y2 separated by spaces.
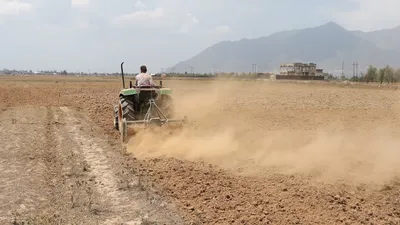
121 62 125 89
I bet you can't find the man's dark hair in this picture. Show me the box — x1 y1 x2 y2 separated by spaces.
140 65 147 73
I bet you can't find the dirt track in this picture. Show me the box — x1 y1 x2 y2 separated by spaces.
1 76 400 224
0 104 183 224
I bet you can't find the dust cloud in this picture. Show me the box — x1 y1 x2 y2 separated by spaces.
127 80 400 185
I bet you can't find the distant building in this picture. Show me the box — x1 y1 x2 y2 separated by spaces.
316 69 324 76
276 62 324 81
280 62 324 76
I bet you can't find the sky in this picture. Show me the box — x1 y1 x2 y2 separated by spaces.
0 0 399 73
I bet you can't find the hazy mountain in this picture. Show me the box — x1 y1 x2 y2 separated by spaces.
352 26 400 52
169 22 400 76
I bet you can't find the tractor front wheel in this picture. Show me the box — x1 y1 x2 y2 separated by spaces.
113 105 119 130
121 118 128 143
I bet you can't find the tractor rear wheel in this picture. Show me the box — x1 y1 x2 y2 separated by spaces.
120 96 136 121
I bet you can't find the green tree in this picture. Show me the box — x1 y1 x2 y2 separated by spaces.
365 65 377 83
350 75 360 82
359 72 365 82
378 68 385 84
394 68 400 83
383 65 395 84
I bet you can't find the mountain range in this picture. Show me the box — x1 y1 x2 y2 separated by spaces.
169 22 400 76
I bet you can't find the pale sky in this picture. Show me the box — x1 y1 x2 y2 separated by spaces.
0 0 399 73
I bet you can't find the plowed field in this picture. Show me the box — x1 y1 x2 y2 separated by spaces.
1 75 400 225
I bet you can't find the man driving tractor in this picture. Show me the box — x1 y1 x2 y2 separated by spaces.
135 65 156 86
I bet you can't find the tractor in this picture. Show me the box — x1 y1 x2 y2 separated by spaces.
114 62 187 142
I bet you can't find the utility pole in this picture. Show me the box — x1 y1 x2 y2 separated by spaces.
352 61 355 77
355 61 359 77
341 61 344 77
189 66 194 76
252 64 257 74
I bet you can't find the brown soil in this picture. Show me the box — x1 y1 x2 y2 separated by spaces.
1 75 400 224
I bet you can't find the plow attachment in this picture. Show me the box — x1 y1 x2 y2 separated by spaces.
119 99 187 143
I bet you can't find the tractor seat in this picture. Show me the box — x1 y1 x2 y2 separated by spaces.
134 85 162 89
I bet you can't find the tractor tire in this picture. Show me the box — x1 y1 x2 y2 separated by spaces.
120 96 136 121
114 105 119 130
121 118 128 143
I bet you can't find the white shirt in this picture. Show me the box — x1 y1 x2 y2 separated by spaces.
135 73 155 86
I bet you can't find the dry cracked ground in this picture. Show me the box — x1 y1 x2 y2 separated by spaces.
1 75 400 225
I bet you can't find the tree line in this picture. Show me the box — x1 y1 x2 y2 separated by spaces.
347 65 400 84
